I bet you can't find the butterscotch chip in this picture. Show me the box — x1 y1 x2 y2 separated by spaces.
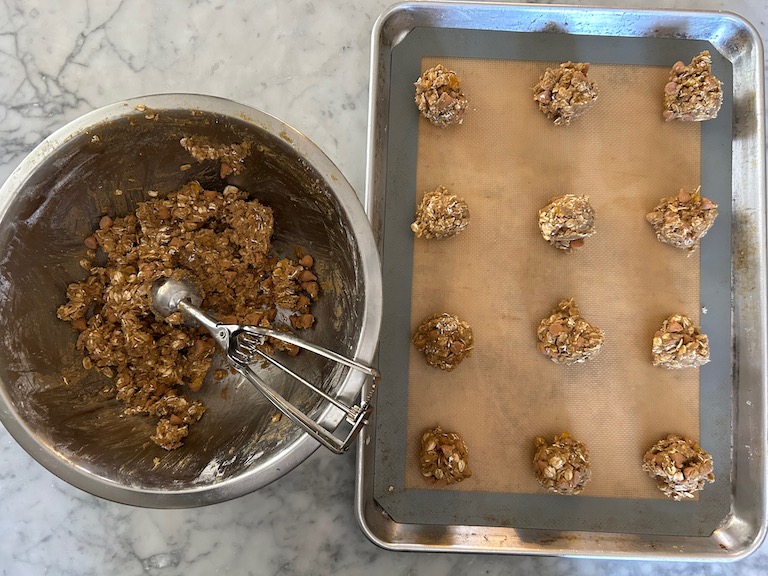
538 194 596 251
652 314 710 368
663 51 723 121
537 298 604 365
646 186 718 252
414 65 468 127
533 62 598 125
412 313 473 371
533 432 591 495
642 434 715 500
420 425 471 484
411 185 470 239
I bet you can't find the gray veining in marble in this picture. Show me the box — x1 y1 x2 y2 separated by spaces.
0 0 766 574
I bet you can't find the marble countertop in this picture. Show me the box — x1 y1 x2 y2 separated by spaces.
0 0 765 574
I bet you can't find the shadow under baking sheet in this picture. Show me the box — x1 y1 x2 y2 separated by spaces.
373 27 732 536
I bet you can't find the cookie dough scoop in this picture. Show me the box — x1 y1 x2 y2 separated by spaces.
151 274 380 454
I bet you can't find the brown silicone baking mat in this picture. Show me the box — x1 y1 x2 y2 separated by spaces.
404 56 702 499
372 27 733 536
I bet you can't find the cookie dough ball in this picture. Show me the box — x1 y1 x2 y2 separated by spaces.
533 62 598 126
642 434 715 500
663 51 723 121
646 186 718 252
414 65 468 127
412 313 473 371
411 185 470 239
420 425 472 484
538 194 596 251
537 298 604 365
533 432 591 495
652 314 710 368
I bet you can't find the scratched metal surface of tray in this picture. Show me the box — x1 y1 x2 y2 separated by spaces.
356 1 767 560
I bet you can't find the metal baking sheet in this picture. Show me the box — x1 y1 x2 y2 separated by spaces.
356 1 767 560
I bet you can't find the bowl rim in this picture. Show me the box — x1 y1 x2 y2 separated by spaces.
0 93 383 507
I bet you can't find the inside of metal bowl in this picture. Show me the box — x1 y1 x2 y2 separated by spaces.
0 101 376 504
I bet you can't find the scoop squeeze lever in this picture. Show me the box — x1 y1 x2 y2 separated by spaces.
150 275 379 454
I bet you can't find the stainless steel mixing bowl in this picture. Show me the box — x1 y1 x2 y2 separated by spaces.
0 94 382 507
